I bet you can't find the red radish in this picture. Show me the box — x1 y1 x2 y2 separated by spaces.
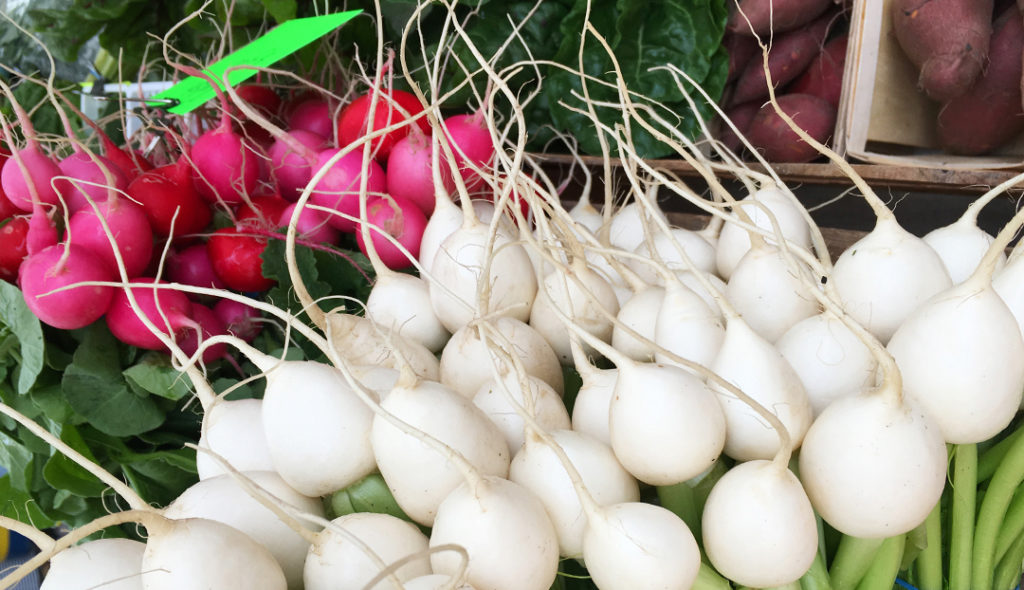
127 159 212 238
0 146 62 211
269 129 327 201
207 227 275 292
213 299 262 342
0 193 15 221
337 88 428 159
67 197 153 278
105 279 194 350
54 151 130 214
191 127 262 206
167 244 227 291
26 202 58 255
441 112 495 193
0 216 30 282
178 303 229 364
355 195 428 270
234 83 283 147
286 99 335 139
236 194 290 230
309 148 387 232
386 128 437 215
279 203 339 244
18 243 115 330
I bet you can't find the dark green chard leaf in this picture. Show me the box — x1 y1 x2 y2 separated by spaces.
123 353 195 402
0 280 45 395
42 424 109 498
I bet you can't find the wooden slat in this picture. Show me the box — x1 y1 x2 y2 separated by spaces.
532 153 1024 195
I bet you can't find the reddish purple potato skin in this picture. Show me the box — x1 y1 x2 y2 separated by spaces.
746 94 838 163
718 101 762 153
892 0 994 102
731 14 835 105
938 4 1024 155
727 0 834 37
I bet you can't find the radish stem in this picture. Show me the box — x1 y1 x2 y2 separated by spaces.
915 501 943 590
972 424 1024 590
828 536 885 590
853 534 905 590
949 443 977 590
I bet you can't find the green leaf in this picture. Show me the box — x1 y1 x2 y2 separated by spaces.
0 474 55 530
262 237 374 320
42 424 109 498
119 448 197 507
61 325 165 437
123 354 194 401
0 431 36 492
259 0 298 22
0 280 45 394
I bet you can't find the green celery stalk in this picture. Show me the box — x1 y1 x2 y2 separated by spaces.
949 443 978 590
691 562 733 590
978 426 1024 482
829 536 885 590
994 484 1024 564
992 525 1024 590
914 500 944 590
799 546 833 590
973 423 1024 590
853 534 905 590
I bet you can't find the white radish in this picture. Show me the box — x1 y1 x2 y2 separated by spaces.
472 371 570 452
326 312 441 382
701 459 818 588
163 470 324 589
366 263 450 353
569 348 619 446
607 198 668 253
401 574 478 590
652 279 725 369
439 317 563 399
611 284 665 362
530 257 621 363
303 512 431 590
923 188 1006 285
40 538 145 590
510 429 640 557
715 185 813 280
725 240 819 342
629 226 717 284
196 398 275 480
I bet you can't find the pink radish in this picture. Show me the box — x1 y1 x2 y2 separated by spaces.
18 243 115 330
0 90 62 212
337 88 428 160
279 203 338 244
191 126 262 206
309 148 387 232
441 112 495 193
386 127 437 216
355 195 427 270
178 303 229 364
268 129 326 201
127 158 212 239
286 98 336 139
167 244 228 291
67 196 153 278
54 151 129 214
105 279 194 351
213 299 262 342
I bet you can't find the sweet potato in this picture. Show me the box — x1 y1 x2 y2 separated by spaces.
725 32 760 83
937 4 1024 155
718 101 763 153
891 0 993 102
788 33 848 107
731 13 835 105
727 0 834 37
745 93 837 163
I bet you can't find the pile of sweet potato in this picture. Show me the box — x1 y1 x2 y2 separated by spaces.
892 0 1024 156
718 0 849 163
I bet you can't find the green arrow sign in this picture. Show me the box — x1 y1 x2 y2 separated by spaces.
150 9 362 114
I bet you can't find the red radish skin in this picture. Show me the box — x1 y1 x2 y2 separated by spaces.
442 113 496 193
1 146 62 211
746 94 837 163
128 160 212 238
26 203 57 256
309 148 387 232
67 198 153 278
0 216 29 282
356 195 428 270
105 279 194 350
19 243 115 330
280 203 339 244
179 303 229 364
167 244 228 291
213 299 262 342
191 127 262 206
207 227 276 292
55 151 130 214
337 89 428 160
286 99 336 139
789 34 849 107
386 129 437 216
236 194 291 230
268 130 326 202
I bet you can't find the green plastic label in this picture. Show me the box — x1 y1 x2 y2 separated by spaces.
150 9 362 114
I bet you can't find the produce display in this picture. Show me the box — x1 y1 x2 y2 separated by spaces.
2 1 1024 590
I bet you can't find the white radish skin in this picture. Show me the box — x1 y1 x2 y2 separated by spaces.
569 200 604 235
776 312 878 417
367 272 450 353
798 388 948 538
440 317 563 398
419 196 464 276
887 277 1024 443
653 281 725 369
725 242 819 342
831 216 952 343
607 201 668 253
372 379 511 526
141 517 287 589
326 313 440 382
611 285 665 362
675 271 727 320
430 222 538 333
701 460 818 588
401 574 478 590
609 361 727 485
349 364 401 399
530 261 621 363
716 186 812 280
472 372 571 452
570 366 619 446
41 538 145 590
582 502 700 590
261 360 377 497
510 429 640 558
923 214 1005 285
992 253 1024 339
710 318 813 461
629 228 717 285
196 398 275 480
303 512 431 590
163 471 324 589
429 475 560 590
